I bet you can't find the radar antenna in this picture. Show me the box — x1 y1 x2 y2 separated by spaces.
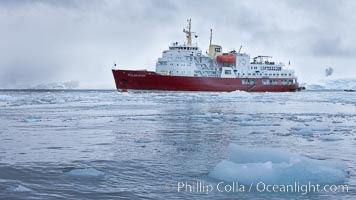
183 19 196 46
238 45 243 53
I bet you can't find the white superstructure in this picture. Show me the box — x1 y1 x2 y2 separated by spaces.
156 19 296 82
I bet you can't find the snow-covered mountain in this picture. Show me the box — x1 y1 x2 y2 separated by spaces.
30 81 80 89
304 78 356 90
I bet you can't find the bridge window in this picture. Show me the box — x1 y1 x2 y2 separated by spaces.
225 70 232 75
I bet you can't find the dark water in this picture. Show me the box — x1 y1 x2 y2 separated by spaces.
0 90 355 199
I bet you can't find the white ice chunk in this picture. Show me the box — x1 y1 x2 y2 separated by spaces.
220 90 251 98
6 185 32 192
0 94 12 100
319 135 344 141
290 127 313 136
66 168 105 178
209 144 347 185
312 128 331 132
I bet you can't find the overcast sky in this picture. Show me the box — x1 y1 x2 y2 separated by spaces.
0 0 355 89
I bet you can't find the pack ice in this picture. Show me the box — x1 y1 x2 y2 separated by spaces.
209 144 347 185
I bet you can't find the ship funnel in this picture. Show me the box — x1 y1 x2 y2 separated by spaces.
209 44 222 59
208 29 222 58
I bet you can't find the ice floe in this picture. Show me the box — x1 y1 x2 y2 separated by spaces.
311 128 331 132
65 168 105 178
0 94 12 100
290 127 313 136
220 90 252 98
305 78 356 90
6 184 32 192
319 135 344 141
209 144 347 185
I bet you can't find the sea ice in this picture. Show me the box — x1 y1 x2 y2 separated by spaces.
211 118 221 124
6 185 32 192
290 127 313 136
209 144 347 185
319 135 344 141
66 168 105 178
220 90 251 98
0 94 12 100
311 128 331 132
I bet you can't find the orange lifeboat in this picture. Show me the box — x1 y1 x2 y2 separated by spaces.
216 54 235 63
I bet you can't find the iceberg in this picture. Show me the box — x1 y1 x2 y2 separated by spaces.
209 144 347 185
306 78 356 90
30 81 80 89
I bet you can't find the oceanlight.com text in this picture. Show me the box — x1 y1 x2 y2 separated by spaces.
172 181 349 195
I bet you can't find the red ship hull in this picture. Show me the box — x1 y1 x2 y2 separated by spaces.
112 69 299 92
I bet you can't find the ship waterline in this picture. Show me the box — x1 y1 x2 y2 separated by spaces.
112 70 298 92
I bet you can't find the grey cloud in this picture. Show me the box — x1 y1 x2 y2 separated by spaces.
0 0 356 88
0 0 99 9
312 37 356 57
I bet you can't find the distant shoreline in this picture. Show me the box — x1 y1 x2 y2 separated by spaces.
0 89 117 92
0 89 351 92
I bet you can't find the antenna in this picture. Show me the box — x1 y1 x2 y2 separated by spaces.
210 29 212 46
183 19 195 46
238 45 243 53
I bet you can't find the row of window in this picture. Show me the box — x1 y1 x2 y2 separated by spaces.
224 71 293 77
241 79 294 85
260 66 282 71
161 70 190 75
161 56 193 61
262 80 279 85
168 63 191 66
225 70 232 75
262 79 294 85
242 79 256 85
169 47 198 50
281 80 294 85
247 73 292 76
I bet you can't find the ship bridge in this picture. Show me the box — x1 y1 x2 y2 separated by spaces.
156 19 206 77
169 42 199 51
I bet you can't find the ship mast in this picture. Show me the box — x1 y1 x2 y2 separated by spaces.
210 29 212 46
183 19 193 46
